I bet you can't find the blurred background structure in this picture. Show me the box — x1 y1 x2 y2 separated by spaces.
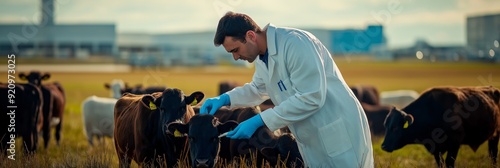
0 0 499 66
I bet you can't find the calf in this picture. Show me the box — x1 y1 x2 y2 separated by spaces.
382 86 500 168
0 83 43 154
19 71 66 148
187 106 303 167
167 114 238 168
114 88 204 168
81 95 117 146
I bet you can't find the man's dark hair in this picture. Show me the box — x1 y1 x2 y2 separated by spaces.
214 11 262 46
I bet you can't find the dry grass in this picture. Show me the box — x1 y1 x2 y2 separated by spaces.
1 60 500 167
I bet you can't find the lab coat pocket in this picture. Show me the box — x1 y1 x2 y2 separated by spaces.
319 118 353 157
274 78 293 103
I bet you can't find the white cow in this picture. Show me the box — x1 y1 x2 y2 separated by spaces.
104 79 125 99
81 95 117 146
81 79 126 146
380 90 419 109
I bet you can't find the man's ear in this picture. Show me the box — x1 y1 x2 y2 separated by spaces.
141 95 157 110
185 91 205 106
167 122 189 137
41 73 51 81
19 72 27 81
246 30 256 42
217 120 238 134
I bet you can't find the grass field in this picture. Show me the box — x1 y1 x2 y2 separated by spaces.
1 59 500 167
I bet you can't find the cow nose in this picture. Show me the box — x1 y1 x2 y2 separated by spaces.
195 159 209 168
381 144 392 152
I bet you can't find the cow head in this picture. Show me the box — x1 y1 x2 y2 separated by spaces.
167 115 237 168
381 107 414 152
19 71 50 86
155 88 204 125
260 133 303 167
104 79 125 99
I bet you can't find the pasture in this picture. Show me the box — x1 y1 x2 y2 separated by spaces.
1 59 500 167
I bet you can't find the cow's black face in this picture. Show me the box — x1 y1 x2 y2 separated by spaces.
188 115 221 168
167 115 236 168
381 107 413 152
160 88 187 124
19 71 50 86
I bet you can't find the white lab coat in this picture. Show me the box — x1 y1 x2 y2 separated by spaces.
226 23 374 168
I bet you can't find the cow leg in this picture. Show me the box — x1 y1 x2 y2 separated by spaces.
118 156 131 168
42 113 51 149
445 146 460 168
55 116 63 146
488 134 500 166
433 153 444 168
87 134 94 146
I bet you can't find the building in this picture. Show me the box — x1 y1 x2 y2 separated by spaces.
467 13 500 62
0 0 116 58
0 0 390 65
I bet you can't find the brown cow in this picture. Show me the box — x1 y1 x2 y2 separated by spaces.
114 88 204 168
350 84 380 106
382 86 500 168
19 71 65 148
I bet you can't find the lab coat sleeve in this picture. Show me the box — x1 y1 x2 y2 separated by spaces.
226 66 269 108
260 34 327 131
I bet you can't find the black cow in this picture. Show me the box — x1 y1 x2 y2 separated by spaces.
382 86 500 168
167 114 238 168
19 71 66 148
360 102 392 135
260 133 303 167
122 83 167 95
0 83 43 154
186 106 303 167
114 89 204 168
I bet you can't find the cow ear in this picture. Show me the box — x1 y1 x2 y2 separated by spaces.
404 114 414 128
167 122 188 137
141 95 157 110
41 73 51 81
185 91 205 106
104 83 111 89
19 72 27 81
218 120 238 134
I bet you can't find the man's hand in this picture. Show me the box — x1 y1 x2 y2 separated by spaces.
226 114 264 139
200 93 230 115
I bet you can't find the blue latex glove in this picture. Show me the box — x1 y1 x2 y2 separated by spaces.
226 114 264 139
200 93 230 115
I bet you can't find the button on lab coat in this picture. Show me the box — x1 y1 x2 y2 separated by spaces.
226 23 374 168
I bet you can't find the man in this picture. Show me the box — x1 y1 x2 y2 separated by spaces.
200 11 374 167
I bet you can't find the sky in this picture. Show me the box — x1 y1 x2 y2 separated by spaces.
0 0 499 49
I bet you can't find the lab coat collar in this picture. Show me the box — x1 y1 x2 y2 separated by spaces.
264 23 278 56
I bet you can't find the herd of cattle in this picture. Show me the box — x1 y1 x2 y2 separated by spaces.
1 71 500 168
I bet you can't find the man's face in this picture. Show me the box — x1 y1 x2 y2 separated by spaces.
222 31 260 63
